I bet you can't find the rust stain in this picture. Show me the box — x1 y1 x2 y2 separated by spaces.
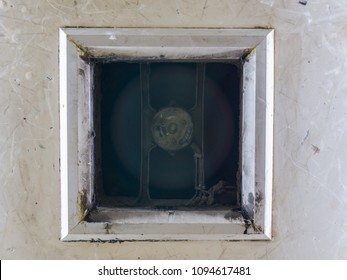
242 47 256 63
253 25 274 30
67 35 94 58
78 189 88 220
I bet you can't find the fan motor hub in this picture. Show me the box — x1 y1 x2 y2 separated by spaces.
151 107 193 152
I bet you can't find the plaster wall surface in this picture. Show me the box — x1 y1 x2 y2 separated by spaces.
0 0 346 259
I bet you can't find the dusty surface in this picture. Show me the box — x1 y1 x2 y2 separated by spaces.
0 0 346 259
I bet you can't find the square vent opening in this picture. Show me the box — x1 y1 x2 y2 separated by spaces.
94 61 241 209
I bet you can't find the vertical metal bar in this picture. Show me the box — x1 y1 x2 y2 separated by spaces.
192 63 206 192
139 63 152 204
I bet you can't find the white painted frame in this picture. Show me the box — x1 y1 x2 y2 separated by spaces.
59 28 274 241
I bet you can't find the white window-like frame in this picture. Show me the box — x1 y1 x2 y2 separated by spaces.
59 28 274 241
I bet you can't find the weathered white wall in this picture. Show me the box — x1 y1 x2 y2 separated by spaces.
0 0 346 259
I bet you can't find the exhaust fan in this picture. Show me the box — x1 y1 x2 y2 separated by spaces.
60 28 274 240
97 62 240 208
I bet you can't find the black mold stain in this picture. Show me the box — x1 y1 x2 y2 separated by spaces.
255 190 263 206
242 192 254 220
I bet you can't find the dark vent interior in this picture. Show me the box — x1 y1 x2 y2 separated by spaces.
94 61 241 208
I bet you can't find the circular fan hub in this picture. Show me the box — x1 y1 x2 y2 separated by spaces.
151 107 193 152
